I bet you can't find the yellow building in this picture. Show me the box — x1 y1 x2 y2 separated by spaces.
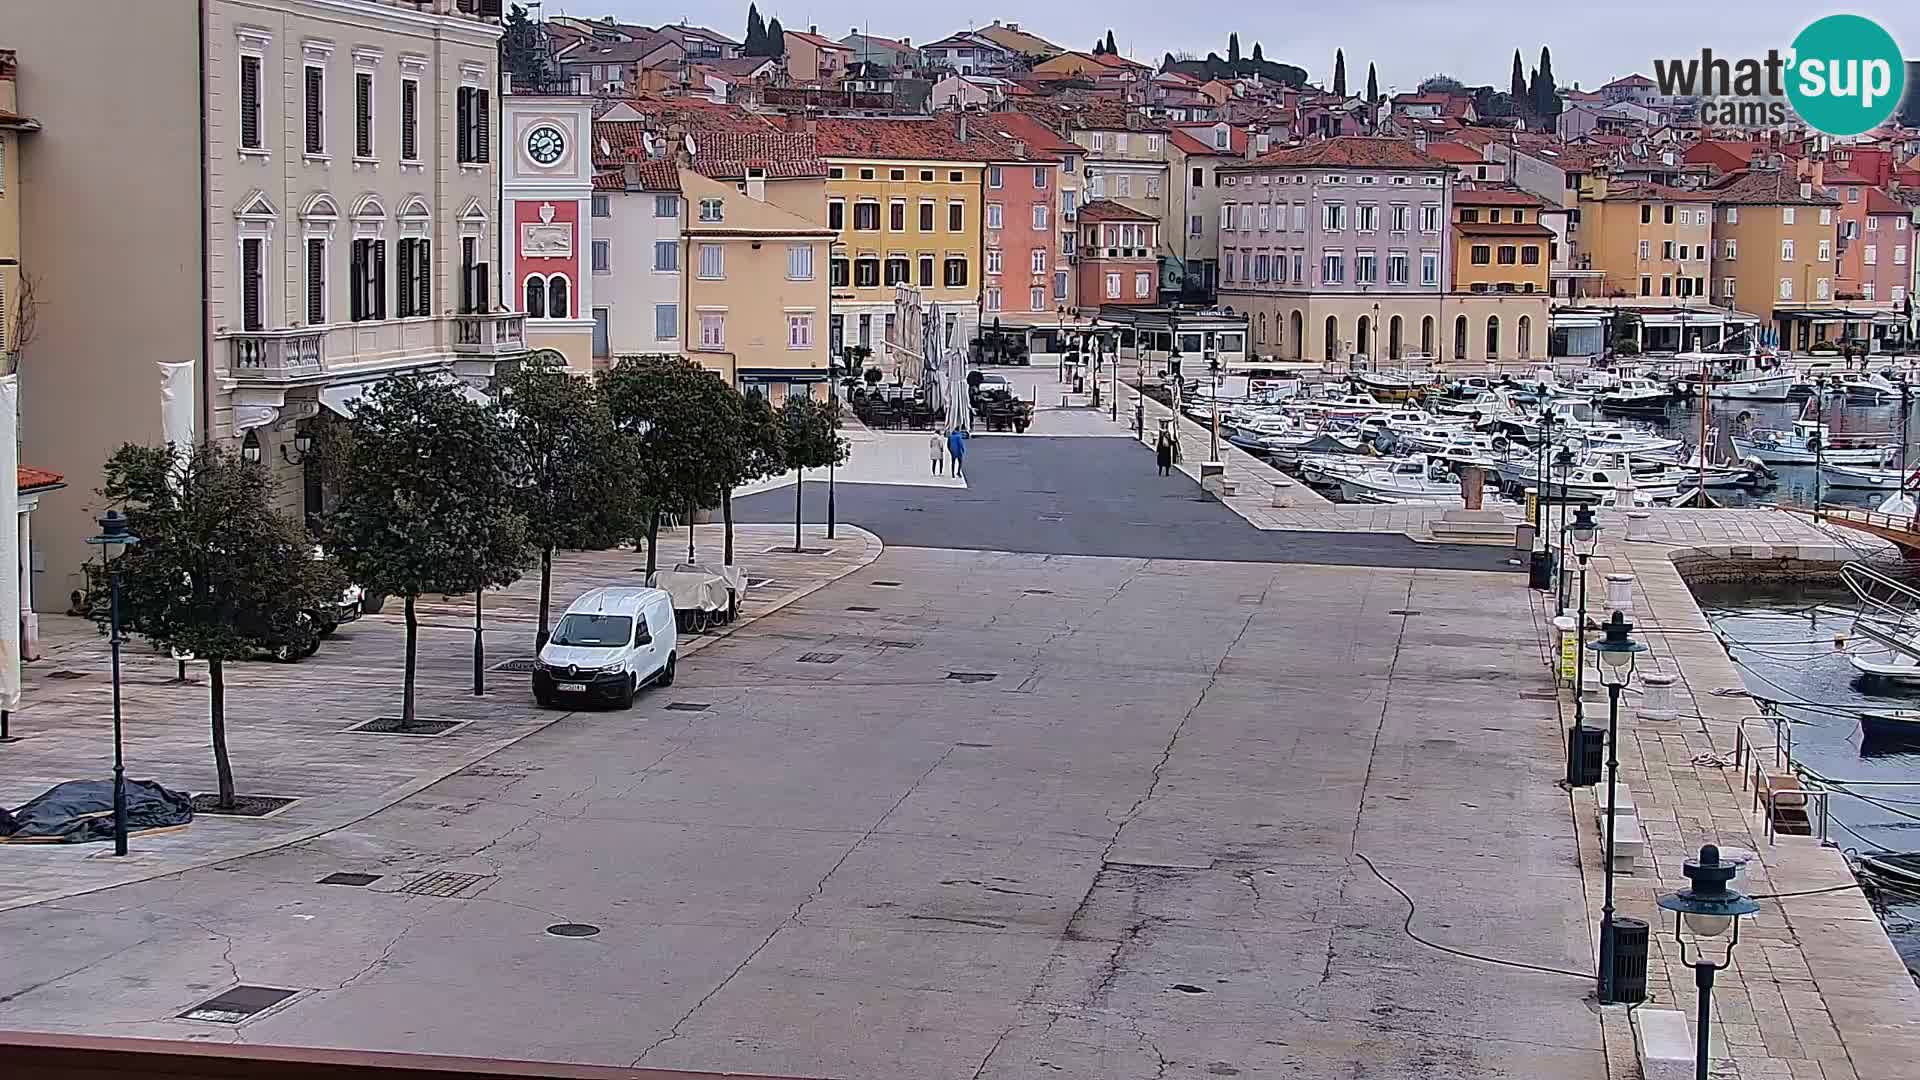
1573 175 1716 304
1705 168 1842 350
815 115 1005 369
1451 190 1553 294
680 167 835 402
0 50 34 365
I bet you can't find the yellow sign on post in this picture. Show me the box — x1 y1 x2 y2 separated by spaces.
1561 632 1578 683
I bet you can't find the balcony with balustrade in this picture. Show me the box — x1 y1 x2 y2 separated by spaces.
452 311 528 359
227 328 327 385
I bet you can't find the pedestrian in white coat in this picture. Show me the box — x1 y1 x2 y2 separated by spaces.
928 430 946 475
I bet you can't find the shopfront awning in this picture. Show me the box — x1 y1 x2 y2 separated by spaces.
1776 307 1901 323
319 377 488 418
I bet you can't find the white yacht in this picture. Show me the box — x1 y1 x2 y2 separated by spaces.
1731 420 1896 466
1595 377 1673 411
1819 462 1909 490
1830 371 1901 402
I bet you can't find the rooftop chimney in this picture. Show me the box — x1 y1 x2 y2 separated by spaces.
901 37 910 46
1013 139 1027 159
808 24 817 35
1007 22 1020 30
958 111 969 142
1244 125 1259 160
1800 181 1813 199
746 167 767 202
623 162 642 189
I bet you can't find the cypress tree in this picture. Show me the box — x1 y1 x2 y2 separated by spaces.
766 17 785 58
1104 30 1118 55
1251 42 1263 63
1536 46 1559 119
1332 49 1346 97
1228 33 1240 65
744 4 765 55
1366 62 1378 103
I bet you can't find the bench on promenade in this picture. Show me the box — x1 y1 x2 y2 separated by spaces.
1589 781 1645 872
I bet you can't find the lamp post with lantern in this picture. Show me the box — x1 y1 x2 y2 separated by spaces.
1589 609 1647 1003
1553 445 1576 616
1657 845 1760 1080
1570 504 1598 730
86 510 141 857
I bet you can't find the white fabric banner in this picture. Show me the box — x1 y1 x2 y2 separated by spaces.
158 360 196 471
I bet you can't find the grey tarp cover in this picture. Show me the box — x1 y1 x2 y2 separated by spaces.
0 779 195 843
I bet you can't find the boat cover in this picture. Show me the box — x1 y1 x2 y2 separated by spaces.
0 778 195 843
652 568 731 613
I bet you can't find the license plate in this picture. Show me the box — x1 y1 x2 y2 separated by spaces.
556 683 587 693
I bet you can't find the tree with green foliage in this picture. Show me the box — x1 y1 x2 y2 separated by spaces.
765 17 786 58
1417 73 1466 95
1228 34 1240 65
1332 49 1346 97
599 356 753 575
721 393 786 567
744 4 766 54
776 395 848 553
1104 30 1117 55
1251 42 1263 63
324 374 528 723
1510 50 1527 103
1366 63 1379 103
501 3 553 89
98 443 347 810
1533 46 1561 128
498 357 641 649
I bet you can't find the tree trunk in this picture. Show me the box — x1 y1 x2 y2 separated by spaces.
536 546 553 649
723 488 735 565
209 659 235 810
646 510 661 578
794 470 804 552
402 594 419 723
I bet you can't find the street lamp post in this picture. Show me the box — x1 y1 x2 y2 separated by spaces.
1570 504 1599 733
1812 374 1828 518
1589 609 1648 1004
1657 845 1760 1080
827 375 839 540
1553 445 1576 616
85 510 141 857
1207 351 1222 463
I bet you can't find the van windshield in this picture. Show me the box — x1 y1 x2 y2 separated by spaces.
549 614 633 647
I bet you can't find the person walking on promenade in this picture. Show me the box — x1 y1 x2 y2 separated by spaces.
928 430 946 475
947 427 968 479
1155 430 1174 476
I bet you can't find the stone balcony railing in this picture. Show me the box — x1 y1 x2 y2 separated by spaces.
452 311 528 358
227 328 326 383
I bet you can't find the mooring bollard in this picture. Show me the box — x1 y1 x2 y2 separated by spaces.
1606 573 1635 614
1625 510 1652 542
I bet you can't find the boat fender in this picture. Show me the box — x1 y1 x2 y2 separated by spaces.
1834 633 1847 651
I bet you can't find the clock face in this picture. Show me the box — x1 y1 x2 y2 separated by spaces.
527 125 565 166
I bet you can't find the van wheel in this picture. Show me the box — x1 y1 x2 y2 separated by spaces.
535 689 555 709
657 653 677 688
619 673 637 709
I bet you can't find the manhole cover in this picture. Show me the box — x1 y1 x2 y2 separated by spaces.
191 794 298 818
348 716 467 737
798 652 841 664
877 640 918 649
946 672 998 684
765 546 832 556
664 702 711 712
180 985 298 1024
398 871 492 898
870 581 903 587
489 658 538 673
318 872 382 887
1388 609 1423 616
1023 589 1053 595
46 670 87 681
546 923 601 938
846 605 878 612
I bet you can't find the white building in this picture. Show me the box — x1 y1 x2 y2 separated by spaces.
591 160 684 360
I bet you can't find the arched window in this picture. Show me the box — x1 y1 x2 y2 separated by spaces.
1421 315 1435 358
1323 315 1338 363
1518 315 1532 359
524 275 546 318
1486 315 1501 358
1356 315 1371 358
547 275 569 320
1453 315 1468 360
1290 311 1304 361
1257 313 1267 343
1388 315 1403 361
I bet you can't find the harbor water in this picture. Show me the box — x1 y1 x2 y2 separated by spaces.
1651 393 1920 510
1694 580 1920 982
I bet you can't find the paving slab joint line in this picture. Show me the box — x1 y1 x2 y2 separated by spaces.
0 527 884 915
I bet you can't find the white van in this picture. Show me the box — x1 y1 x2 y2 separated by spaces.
532 587 678 708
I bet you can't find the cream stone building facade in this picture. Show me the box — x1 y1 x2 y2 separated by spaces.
9 0 517 599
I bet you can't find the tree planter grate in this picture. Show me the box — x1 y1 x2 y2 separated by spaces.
191 794 298 818
946 672 998 684
180 985 298 1024
845 605 879 613
1388 609 1423 616
870 581 903 587
877 640 919 649
489 658 538 674
347 717 468 737
1023 589 1053 595
398 871 492 898
318 872 382 887
766 546 832 556
797 652 842 664
664 702 711 712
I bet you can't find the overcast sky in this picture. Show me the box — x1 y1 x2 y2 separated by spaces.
541 0 1917 94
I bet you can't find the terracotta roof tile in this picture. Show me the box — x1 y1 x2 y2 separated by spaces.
1453 187 1547 207
1076 198 1156 223
1424 142 1485 165
1864 187 1907 215
18 466 63 491
1707 168 1840 206
1229 136 1447 171
1596 180 1715 202
689 131 826 179
1454 220 1556 237
979 111 1079 157
592 160 680 192
814 115 1014 162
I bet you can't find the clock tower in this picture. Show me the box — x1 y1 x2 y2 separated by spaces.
502 93 595 371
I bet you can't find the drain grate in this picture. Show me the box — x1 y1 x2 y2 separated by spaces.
489 657 538 674
318 872 382 887
870 580 902 587
946 672 998 684
1518 690 1559 701
546 922 601 938
876 640 918 649
46 670 87 681
347 716 467 737
398 871 492 898
1023 589 1053 596
191 794 297 818
181 985 298 1024
1388 609 1423 616
664 702 711 712
797 652 842 664
765 546 832 556
846 605 879 613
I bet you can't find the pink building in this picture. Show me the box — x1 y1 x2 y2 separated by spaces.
981 111 1082 320
1075 199 1159 307
1861 187 1911 308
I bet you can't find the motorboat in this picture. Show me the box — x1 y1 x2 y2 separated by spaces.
1829 370 1902 402
1595 377 1674 412
1350 369 1430 402
1840 563 1920 683
1819 463 1910 490
1290 391 1395 420
1296 452 1376 487
1731 420 1896 466
1672 352 1795 401
1338 457 1483 504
